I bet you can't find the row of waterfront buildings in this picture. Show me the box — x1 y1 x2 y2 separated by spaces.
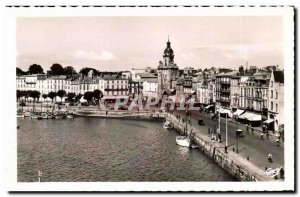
16 39 284 131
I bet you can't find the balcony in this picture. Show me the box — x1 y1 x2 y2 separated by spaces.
220 89 230 93
220 81 230 85
216 98 230 103
253 97 263 101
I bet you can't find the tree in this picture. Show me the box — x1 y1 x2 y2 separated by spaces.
64 66 77 77
83 91 94 103
57 90 66 102
28 64 44 74
93 89 103 106
48 91 57 102
50 63 65 76
93 89 103 100
16 67 26 76
79 67 98 76
42 94 48 101
75 93 83 103
67 92 76 102
29 90 41 112
23 90 30 103
17 90 22 102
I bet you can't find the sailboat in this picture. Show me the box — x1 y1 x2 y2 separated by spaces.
176 110 193 148
176 135 191 147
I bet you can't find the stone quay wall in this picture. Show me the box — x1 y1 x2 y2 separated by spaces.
167 114 273 182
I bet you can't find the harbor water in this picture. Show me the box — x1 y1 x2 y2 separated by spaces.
17 117 236 182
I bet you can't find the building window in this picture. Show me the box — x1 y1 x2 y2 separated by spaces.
276 103 278 112
271 90 273 98
276 92 278 99
271 81 273 87
271 101 273 111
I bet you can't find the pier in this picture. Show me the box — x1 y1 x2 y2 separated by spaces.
74 109 166 121
167 113 275 181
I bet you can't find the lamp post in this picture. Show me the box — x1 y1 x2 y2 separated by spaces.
226 113 228 147
236 129 242 153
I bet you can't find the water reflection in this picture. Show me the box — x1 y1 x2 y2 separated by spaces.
17 117 236 182
176 146 189 159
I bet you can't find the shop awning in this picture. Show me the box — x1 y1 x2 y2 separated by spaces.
205 105 213 109
238 112 253 120
239 111 261 121
247 114 262 121
233 109 245 116
264 119 275 124
219 108 233 118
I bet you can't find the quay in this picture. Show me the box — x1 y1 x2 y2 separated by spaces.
166 113 275 181
74 109 166 121
18 105 166 122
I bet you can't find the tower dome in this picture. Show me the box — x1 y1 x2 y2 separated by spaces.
163 38 174 62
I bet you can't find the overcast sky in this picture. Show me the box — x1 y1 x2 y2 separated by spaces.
17 16 283 72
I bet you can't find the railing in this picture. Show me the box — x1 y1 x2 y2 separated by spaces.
220 81 230 85
220 89 230 93
216 98 230 103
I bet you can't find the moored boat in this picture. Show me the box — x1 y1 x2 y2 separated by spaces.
66 115 74 119
31 114 38 119
176 136 191 147
24 112 31 117
163 120 173 129
55 114 64 119
17 114 25 119
42 114 48 119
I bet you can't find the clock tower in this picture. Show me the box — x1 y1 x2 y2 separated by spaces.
157 38 179 97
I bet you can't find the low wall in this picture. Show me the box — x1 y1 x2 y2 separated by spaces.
74 111 166 122
167 115 273 182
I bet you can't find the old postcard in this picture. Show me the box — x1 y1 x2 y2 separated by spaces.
1 5 295 192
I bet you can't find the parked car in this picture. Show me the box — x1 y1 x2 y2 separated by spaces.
211 113 219 120
19 102 26 106
198 119 205 126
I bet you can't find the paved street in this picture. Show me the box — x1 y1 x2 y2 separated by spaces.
173 110 284 171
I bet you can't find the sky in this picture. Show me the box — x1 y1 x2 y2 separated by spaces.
16 16 283 72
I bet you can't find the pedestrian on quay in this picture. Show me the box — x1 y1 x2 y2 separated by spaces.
276 138 280 146
246 124 249 134
266 130 270 140
267 153 273 163
216 127 221 142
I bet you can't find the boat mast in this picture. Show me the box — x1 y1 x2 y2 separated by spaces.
185 101 188 136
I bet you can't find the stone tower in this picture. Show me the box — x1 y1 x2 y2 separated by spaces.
157 38 179 97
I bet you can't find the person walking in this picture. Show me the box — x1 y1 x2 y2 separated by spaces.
267 153 273 163
266 130 270 140
246 124 249 134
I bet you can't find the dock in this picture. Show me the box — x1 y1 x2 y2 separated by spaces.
167 114 275 181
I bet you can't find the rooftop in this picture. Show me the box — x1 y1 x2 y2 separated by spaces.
136 72 157 78
273 70 284 83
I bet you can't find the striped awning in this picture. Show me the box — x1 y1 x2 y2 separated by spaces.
233 109 245 116
264 119 275 124
239 112 261 121
238 112 253 120
247 114 262 121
